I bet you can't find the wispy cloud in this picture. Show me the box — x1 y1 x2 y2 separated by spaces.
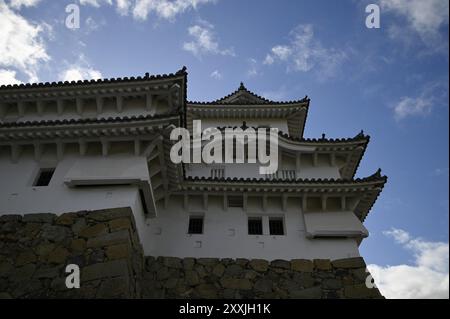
183 20 234 58
379 0 449 54
60 67 102 82
84 16 107 34
79 0 111 7
116 0 130 15
392 81 448 120
247 58 260 77
8 0 41 10
263 24 348 80
392 96 433 120
59 54 102 82
368 228 449 299
79 0 216 21
0 1 50 83
261 86 289 101
432 168 449 177
210 69 222 80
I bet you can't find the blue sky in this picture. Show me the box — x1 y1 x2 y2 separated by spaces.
0 0 448 298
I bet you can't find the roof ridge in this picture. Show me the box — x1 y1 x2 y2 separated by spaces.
0 66 188 91
184 171 387 184
188 82 309 105
209 125 369 143
0 112 181 128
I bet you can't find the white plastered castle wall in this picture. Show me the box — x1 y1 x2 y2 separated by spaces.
141 196 361 260
0 153 144 215
0 150 361 260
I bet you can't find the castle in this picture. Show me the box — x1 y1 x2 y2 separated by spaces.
0 67 386 298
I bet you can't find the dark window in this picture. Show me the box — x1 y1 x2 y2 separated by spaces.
33 168 55 186
269 218 284 235
228 196 243 208
248 217 263 235
188 216 203 234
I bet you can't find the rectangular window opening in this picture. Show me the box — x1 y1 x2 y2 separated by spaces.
188 216 204 234
228 196 244 208
248 217 263 235
33 168 55 186
269 217 285 235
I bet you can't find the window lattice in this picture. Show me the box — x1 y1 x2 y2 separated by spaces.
248 218 263 235
188 216 204 234
269 218 284 235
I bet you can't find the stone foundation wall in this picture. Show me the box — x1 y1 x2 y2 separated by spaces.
0 207 383 299
141 256 383 299
0 208 144 298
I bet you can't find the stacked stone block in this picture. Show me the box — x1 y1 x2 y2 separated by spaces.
0 207 143 298
141 256 383 299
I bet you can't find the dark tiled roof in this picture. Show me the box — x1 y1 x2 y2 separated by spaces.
279 130 368 143
351 131 370 179
185 169 387 185
212 125 369 144
0 67 188 91
0 112 181 128
188 82 310 105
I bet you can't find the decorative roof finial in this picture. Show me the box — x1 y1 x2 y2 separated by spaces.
321 133 326 139
144 72 149 78
374 168 382 178
355 130 365 138
177 66 187 74
239 82 246 90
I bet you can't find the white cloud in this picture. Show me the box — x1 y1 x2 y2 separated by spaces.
263 24 347 79
247 58 260 77
59 54 102 82
269 45 292 61
210 70 222 80
79 0 216 20
393 96 433 120
261 86 289 101
183 21 234 58
383 228 411 244
60 67 102 82
380 0 449 52
368 228 449 299
0 1 50 82
85 16 106 33
79 0 112 7
392 81 448 120
380 0 449 37
263 54 274 65
0 69 22 85
116 0 130 15
8 0 41 9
